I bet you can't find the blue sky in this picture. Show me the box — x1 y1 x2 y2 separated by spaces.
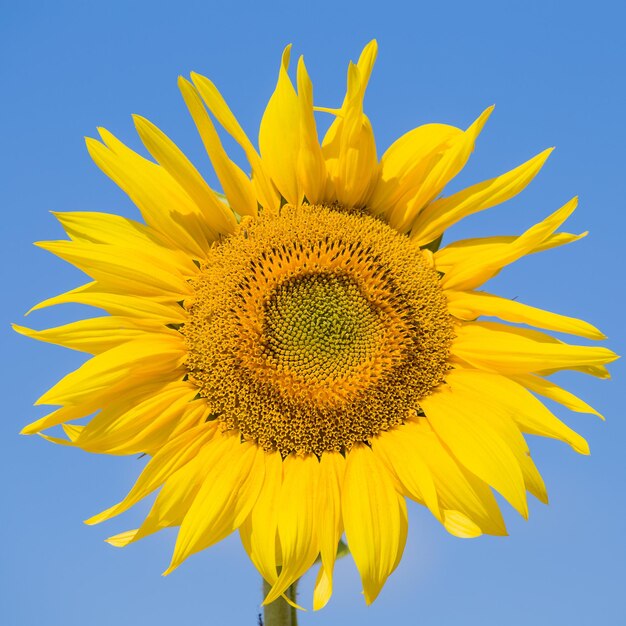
2 1 625 624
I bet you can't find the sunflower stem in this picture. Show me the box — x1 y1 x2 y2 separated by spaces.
262 579 298 626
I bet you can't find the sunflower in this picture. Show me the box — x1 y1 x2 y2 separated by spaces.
16 40 617 610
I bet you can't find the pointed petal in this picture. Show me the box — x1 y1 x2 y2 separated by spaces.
451 368 590 454
437 198 578 291
51 211 195 272
73 383 204 455
322 59 378 207
452 322 618 376
510 373 602 419
36 335 186 406
312 452 345 610
12 317 163 354
85 422 216 525
421 386 529 518
178 77 259 217
446 290 606 340
190 72 279 212
368 123 462 219
259 46 302 206
400 418 507 537
264 454 321 605
389 107 494 231
239 451 283 588
296 56 327 204
27 281 186 323
342 444 407 605
354 40 378 91
112 436 223 546
21 403 99 435
411 148 553 245
165 434 265 574
35 239 193 297
86 133 214 255
374 426 439 518
133 114 239 229
444 371 548 503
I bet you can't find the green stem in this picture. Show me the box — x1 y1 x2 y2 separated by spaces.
262 579 298 626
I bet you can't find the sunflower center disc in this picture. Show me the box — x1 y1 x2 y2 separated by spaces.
264 272 382 381
183 204 454 456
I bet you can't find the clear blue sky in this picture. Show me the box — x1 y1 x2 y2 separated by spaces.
2 1 625 624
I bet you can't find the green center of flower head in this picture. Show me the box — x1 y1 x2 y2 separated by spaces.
264 273 382 379
183 204 455 456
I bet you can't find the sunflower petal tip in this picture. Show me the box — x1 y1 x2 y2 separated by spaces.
365 39 378 55
84 512 104 526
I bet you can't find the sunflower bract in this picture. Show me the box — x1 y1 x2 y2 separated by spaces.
16 40 618 610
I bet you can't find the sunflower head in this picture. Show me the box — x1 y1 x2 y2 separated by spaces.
184 203 455 457
17 39 617 610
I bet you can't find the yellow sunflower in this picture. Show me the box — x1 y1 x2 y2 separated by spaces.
16 40 617 610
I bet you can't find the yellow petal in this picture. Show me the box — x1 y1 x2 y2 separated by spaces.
190 72 279 212
437 231 587 270
264 454 321 605
133 114 240 229
54 210 164 248
21 402 99 435
452 322 618 376
312 452 345 610
354 40 378 90
106 530 139 547
322 58 378 207
12 316 170 354
421 387 529 517
239 451 283 588
342 444 407 605
437 198 578 290
410 148 553 246
374 426 439 518
400 418 507 537
111 437 223 547
73 383 204 455
444 370 548 503
445 290 606 340
536 231 588 251
452 368 590 454
259 46 302 206
178 77 258 217
85 422 217 525
368 123 462 219
36 335 186 406
296 56 327 204
36 240 193 297
389 107 494 231
86 133 214 256
165 434 265 574
27 281 186 323
435 232 587 281
510 373 602 419
53 211 198 274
